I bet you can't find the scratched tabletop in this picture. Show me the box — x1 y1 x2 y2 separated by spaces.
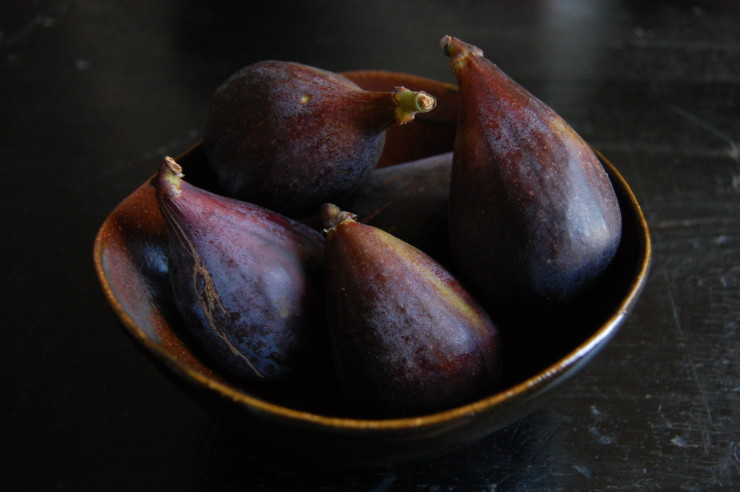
1 1 738 490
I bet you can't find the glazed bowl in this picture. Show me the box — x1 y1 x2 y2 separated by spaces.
93 71 651 465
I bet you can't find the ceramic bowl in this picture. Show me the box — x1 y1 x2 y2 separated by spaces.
93 71 651 465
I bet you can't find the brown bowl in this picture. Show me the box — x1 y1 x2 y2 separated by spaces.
93 70 651 465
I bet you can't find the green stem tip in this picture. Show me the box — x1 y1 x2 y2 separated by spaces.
393 87 437 125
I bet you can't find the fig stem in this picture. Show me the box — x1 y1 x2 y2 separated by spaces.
157 156 184 198
440 35 484 71
393 87 437 125
321 203 357 235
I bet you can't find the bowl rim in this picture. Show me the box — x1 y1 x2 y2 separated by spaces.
93 147 651 432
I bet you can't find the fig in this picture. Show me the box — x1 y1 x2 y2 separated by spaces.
203 60 437 216
338 152 453 264
321 204 501 418
441 35 622 314
298 152 453 262
153 156 326 382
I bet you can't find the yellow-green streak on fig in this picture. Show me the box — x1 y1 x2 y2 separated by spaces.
158 158 265 379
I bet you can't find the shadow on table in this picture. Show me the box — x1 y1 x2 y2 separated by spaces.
196 409 554 490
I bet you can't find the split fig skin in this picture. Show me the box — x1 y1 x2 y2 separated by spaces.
441 35 622 315
321 204 501 418
152 156 327 382
203 60 436 217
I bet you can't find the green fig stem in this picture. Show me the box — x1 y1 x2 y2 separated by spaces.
321 203 357 236
393 87 437 125
159 156 185 198
440 35 484 71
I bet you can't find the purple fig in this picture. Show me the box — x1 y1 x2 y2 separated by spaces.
203 60 437 216
441 36 622 314
297 152 453 263
321 203 501 418
153 156 326 382
338 152 453 264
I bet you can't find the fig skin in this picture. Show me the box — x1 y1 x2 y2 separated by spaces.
297 152 453 264
339 152 453 264
441 36 622 315
322 204 501 418
153 156 326 382
203 60 436 217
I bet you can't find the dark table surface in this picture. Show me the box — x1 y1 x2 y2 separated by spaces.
2 1 738 490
